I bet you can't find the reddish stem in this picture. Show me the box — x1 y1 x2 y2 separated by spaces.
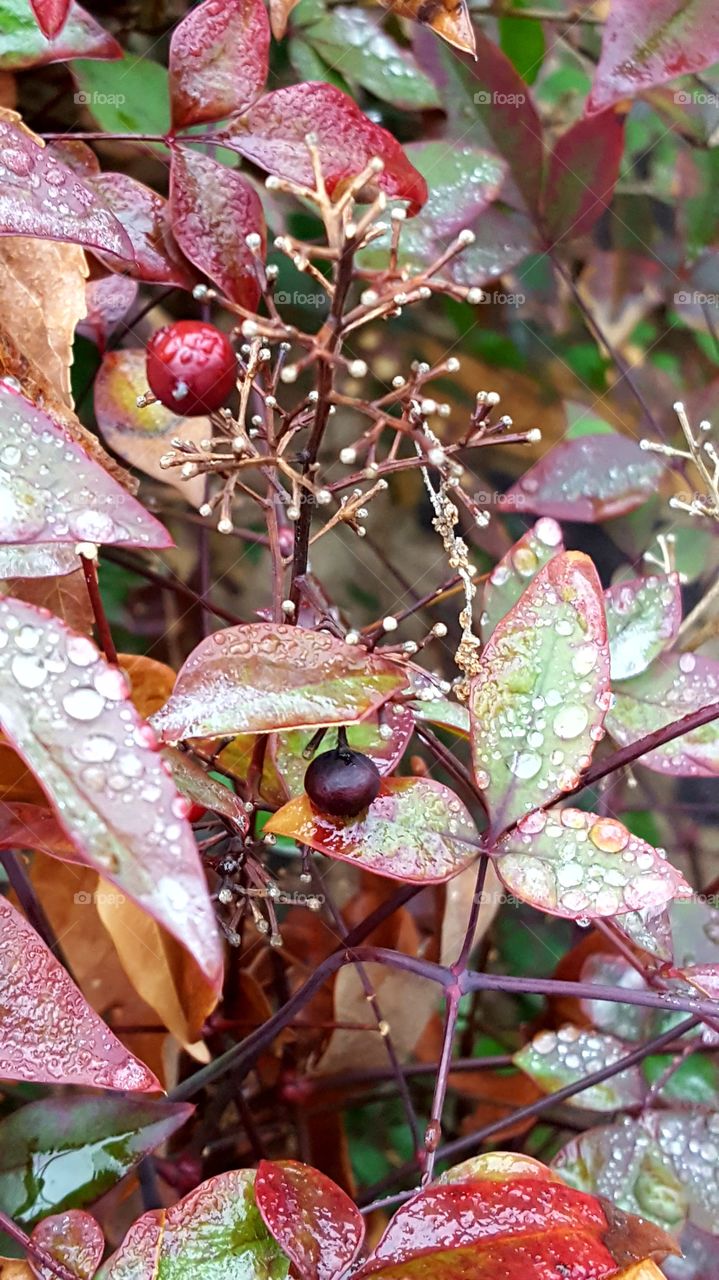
80 553 118 665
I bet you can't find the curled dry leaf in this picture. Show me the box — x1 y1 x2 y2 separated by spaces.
255 1160 365 1280
117 653 176 719
151 623 408 741
266 777 478 884
470 552 611 839
0 895 159 1091
2 567 94 634
0 800 81 861
94 349 209 508
498 808 691 919
379 0 474 56
0 380 173 548
0 234 86 408
28 1211 103 1280
439 860 504 966
0 598 223 993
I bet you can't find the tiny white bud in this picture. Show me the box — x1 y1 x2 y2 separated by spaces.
181 462 198 478
391 207 406 221
348 359 367 378
466 288 483 304
266 264 279 281
266 176 281 190
403 640 418 654
259 347 271 362
263 832 276 845
446 357 460 372
281 599 295 616
245 232 262 250
280 365 298 384
486 391 501 406
218 887 234 905
316 488 332 505
344 630 360 645
392 375 405 388
458 229 475 245
526 428 542 443
432 622 448 638
438 403 451 418
242 320 259 337
159 453 174 469
265 395 277 409
428 447 446 466
287 506 300 521
382 615 398 632
308 389 319 403
217 517 233 535
361 290 379 306
75 541 98 560
340 447 357 465
421 398 437 415
369 156 384 173
364 463 379 477
673 401 685 413
199 503 212 517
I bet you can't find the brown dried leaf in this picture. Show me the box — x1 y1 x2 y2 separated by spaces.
380 0 475 54
1 568 93 634
268 0 300 39
118 653 177 719
439 862 503 966
0 235 86 407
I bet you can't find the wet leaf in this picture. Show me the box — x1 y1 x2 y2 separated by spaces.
380 0 473 54
505 433 665 522
498 807 690 919
439 1151 560 1184
267 777 478 883
0 379 173 549
170 147 265 309
0 800 81 862
541 111 625 244
0 0 121 68
606 652 719 776
0 110 132 260
93 349 208 507
224 83 427 215
118 653 177 720
255 1160 364 1280
301 10 440 110
514 1025 646 1111
28 0 69 39
90 173 195 288
588 0 719 114
164 748 249 832
0 895 159 1091
580 952 656 1042
605 574 682 681
0 233 86 407
151 623 407 742
98 1169 289 1279
0 1093 192 1227
29 1210 103 1280
270 707 414 799
0 545 80 579
76 276 138 349
480 517 564 643
0 597 223 992
169 0 269 129
470 552 610 838
2 567 93 634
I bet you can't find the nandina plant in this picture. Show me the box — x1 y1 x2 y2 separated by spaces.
0 0 718 1276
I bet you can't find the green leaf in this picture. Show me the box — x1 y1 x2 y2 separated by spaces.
0 0 120 68
643 1053 719 1107
0 1095 192 1227
99 1169 289 1279
605 574 682 681
470 552 610 837
480 518 564 643
498 13 545 86
73 54 170 138
606 652 719 776
271 708 413 798
288 36 347 90
303 8 440 109
514 1026 645 1111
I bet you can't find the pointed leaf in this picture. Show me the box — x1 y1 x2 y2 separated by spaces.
605 574 682 681
224 83 427 215
498 807 691 919
0 896 159 1091
0 800 82 862
0 380 173 549
255 1160 364 1280
514 1025 646 1111
302 10 440 110
481 517 564 642
90 173 196 287
470 552 610 838
169 0 269 129
0 111 132 259
588 0 719 114
170 148 264 309
99 1170 289 1280
0 1094 192 1227
29 1211 103 1280
265 777 478 884
505 434 665 522
0 0 121 68
0 596 223 991
29 0 69 39
72 54 169 139
541 111 625 245
151 623 407 741
164 748 249 833
606 651 719 775
381 0 473 54
270 706 414 799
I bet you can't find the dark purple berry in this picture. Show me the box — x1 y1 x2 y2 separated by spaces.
304 747 380 817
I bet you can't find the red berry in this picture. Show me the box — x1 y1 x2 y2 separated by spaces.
304 747 380 817
146 320 237 416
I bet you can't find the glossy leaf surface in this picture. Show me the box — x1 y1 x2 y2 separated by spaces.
90 173 195 287
0 1094 192 1226
470 552 610 837
298 9 439 110
28 0 69 39
77 276 138 349
255 1160 364 1280
0 896 158 1091
541 112 625 244
270 706 414 799
514 1025 646 1111
0 597 223 991
151 624 407 741
498 807 690 919
170 148 265 309
0 0 121 68
169 0 269 128
606 652 719 776
605 575 682 681
265 777 478 883
29 1211 103 1280
505 435 664 522
588 0 719 113
0 380 173 549
480 517 564 642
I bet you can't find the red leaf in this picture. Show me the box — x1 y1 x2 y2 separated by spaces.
0 896 159 1091
0 0 122 69
588 0 719 114
29 1211 104 1280
29 0 70 39
169 0 270 129
505 434 665 522
541 111 625 244
0 800 83 863
0 113 133 260
0 380 173 549
0 596 224 994
224 83 428 215
90 173 196 288
357 1235 617 1279
255 1160 364 1280
76 276 138 349
170 148 265 309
